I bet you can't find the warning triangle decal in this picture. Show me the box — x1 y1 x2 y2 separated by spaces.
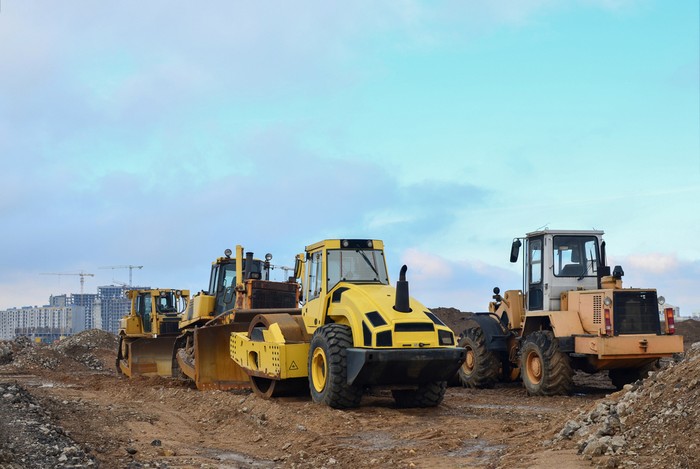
289 361 299 371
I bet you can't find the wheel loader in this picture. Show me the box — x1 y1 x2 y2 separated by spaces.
457 229 683 395
171 246 300 390
116 288 190 377
230 239 466 408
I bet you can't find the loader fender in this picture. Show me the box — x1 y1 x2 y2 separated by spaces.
468 313 510 353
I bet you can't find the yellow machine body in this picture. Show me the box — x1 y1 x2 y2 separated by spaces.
230 239 465 407
173 246 300 391
116 288 189 378
462 229 684 395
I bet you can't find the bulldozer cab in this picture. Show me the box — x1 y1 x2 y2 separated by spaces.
208 253 264 315
127 289 189 336
513 230 603 312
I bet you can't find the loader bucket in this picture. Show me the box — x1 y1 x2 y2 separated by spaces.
120 336 178 378
192 323 251 391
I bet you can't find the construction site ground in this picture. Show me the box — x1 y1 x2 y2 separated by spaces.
1 311 699 469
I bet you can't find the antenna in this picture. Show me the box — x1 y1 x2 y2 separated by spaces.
98 265 143 286
40 271 95 294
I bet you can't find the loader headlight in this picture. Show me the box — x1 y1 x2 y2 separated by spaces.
224 249 232 258
265 253 273 261
342 240 349 247
658 296 666 306
604 296 612 306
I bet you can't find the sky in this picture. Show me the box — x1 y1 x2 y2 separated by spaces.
0 1 698 315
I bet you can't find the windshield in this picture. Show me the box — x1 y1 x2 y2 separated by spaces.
327 249 389 290
553 235 599 278
156 292 178 313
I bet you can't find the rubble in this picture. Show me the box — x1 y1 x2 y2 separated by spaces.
554 342 700 468
0 382 96 468
0 329 117 372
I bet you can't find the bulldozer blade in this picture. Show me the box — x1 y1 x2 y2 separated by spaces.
120 337 178 378
193 323 251 391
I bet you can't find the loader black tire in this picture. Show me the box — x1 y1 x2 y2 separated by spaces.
392 381 447 408
457 327 500 388
609 359 660 389
520 331 573 396
308 324 362 409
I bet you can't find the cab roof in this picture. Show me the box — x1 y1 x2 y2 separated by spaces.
305 239 384 252
525 229 604 238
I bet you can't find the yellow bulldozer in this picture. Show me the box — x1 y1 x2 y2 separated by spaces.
456 229 683 395
230 239 466 408
171 246 299 390
116 288 190 377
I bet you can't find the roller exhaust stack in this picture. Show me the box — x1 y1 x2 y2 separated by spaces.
394 265 412 313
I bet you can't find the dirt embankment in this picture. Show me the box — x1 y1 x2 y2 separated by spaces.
0 320 697 468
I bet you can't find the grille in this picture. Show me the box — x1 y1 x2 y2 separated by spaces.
593 295 602 324
613 291 661 335
395 323 434 332
249 282 297 309
159 321 179 335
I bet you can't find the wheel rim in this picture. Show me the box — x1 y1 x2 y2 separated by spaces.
462 347 475 376
311 347 327 393
525 350 542 384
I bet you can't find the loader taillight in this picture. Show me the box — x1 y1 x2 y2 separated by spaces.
664 307 675 335
604 308 612 335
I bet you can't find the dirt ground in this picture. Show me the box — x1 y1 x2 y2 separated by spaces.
1 316 698 469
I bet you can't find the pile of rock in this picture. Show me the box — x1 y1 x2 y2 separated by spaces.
50 329 118 371
554 343 700 468
0 383 96 468
0 330 118 372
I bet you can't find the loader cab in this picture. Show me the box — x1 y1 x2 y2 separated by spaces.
514 230 603 312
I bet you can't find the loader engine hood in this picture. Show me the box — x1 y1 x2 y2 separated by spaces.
326 283 455 349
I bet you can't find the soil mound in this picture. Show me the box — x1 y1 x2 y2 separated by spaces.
554 342 700 468
430 307 476 334
676 319 700 345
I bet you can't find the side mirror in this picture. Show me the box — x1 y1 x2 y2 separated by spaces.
510 239 522 263
294 254 304 279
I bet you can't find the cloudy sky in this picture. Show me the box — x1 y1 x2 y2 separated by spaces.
1 1 698 315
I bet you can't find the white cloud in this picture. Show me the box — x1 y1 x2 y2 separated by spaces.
624 253 680 274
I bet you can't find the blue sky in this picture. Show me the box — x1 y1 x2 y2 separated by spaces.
1 1 698 315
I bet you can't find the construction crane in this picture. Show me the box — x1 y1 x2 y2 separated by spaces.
99 265 143 287
40 271 95 294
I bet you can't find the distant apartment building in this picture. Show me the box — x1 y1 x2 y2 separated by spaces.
97 285 132 334
69 293 99 330
0 302 86 342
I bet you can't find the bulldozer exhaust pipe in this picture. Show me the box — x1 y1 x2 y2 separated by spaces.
394 265 411 313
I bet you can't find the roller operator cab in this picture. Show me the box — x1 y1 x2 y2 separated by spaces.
116 288 190 377
457 230 683 395
230 239 466 409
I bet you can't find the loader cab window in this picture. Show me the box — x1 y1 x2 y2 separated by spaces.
327 249 389 290
136 293 153 333
528 238 543 310
553 236 599 278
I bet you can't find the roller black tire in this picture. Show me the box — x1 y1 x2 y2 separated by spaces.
609 359 660 389
392 381 447 408
457 327 500 388
308 324 362 409
520 331 573 396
